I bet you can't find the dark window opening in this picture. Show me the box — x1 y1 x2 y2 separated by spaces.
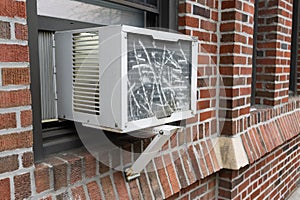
251 0 259 105
27 0 178 161
289 0 300 95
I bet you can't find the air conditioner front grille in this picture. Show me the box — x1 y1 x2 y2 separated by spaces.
72 31 100 115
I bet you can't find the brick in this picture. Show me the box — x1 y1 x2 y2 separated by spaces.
154 156 172 198
113 172 130 200
87 181 102 200
221 22 241 32
221 120 237 136
193 5 210 18
84 153 96 178
202 190 216 199
195 143 209 177
14 173 31 200
146 160 163 199
186 114 198 124
172 151 188 188
179 3 191 14
46 158 67 191
128 179 142 200
99 151 110 174
122 144 132 165
71 186 86 200
22 151 33 168
181 181 199 196
2 68 30 86
0 131 33 152
241 134 254 163
56 192 71 200
0 178 10 200
200 89 216 98
0 44 29 62
59 154 82 184
201 141 214 174
220 55 247 65
219 188 232 199
0 112 16 130
170 133 177 149
245 130 259 161
34 163 50 193
0 90 31 108
0 21 10 39
133 141 142 161
207 139 221 171
206 1 215 9
197 100 210 110
200 110 215 121
193 31 210 42
163 154 180 194
264 124 276 150
248 129 261 157
138 172 153 199
201 20 216 32
0 154 18 174
179 149 197 185
15 23 28 40
222 1 241 9
178 16 199 28
100 176 116 200
187 146 202 180
20 110 32 127
0 0 26 18
190 185 207 200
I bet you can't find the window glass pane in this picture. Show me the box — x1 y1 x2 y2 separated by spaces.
127 33 192 121
37 0 144 27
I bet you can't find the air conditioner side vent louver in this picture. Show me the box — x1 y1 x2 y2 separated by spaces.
72 31 100 116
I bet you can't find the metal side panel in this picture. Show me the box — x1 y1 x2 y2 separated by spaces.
55 32 74 121
99 26 124 130
38 31 57 121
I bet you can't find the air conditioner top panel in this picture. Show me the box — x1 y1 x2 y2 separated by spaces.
55 25 198 42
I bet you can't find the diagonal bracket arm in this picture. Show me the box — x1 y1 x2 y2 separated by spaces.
125 125 182 181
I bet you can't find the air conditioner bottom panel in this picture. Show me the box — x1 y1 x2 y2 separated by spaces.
79 110 194 133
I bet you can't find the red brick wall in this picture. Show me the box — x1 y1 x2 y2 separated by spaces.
255 0 293 106
219 134 299 200
0 0 34 199
219 0 255 136
179 0 219 140
30 149 219 199
298 16 300 93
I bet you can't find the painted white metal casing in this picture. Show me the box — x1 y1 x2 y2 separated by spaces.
55 25 198 133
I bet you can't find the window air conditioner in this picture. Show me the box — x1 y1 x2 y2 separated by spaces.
55 25 197 133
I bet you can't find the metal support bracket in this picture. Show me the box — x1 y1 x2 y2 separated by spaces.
124 125 182 181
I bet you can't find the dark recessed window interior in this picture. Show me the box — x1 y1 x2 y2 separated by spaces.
27 0 178 160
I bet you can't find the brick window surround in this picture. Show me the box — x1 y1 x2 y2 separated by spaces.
0 0 299 199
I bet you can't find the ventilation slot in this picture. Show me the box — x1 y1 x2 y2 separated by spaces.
72 31 100 115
